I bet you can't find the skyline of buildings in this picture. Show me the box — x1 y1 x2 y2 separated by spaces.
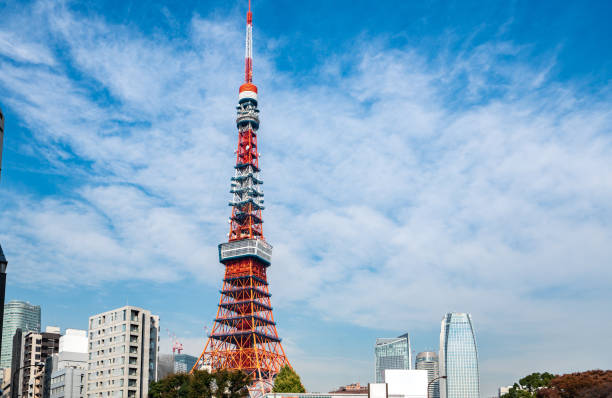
374 333 412 383
0 295 482 397
439 313 480 398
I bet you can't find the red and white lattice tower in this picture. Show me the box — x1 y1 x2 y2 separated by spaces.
192 1 291 396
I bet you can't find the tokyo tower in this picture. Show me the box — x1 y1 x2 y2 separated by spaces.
193 1 291 395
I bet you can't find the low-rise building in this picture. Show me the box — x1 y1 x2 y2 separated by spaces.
44 330 88 398
330 383 368 394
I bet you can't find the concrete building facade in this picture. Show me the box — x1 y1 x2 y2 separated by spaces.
415 351 439 398
2 301 41 369
86 306 159 398
21 327 60 398
10 329 25 398
44 330 88 398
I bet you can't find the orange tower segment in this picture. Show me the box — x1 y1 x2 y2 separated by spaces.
193 2 291 396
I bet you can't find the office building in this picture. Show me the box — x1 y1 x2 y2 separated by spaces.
156 353 197 379
2 301 41 368
172 354 196 374
439 313 479 398
415 352 439 398
19 327 61 398
45 330 88 398
86 306 159 398
498 386 512 397
375 333 411 383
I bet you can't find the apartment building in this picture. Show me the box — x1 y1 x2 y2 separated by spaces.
21 327 61 398
86 307 159 398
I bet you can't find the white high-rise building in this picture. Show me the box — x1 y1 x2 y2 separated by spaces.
86 307 159 398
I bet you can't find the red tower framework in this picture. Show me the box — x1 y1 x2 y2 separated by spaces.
193 1 291 395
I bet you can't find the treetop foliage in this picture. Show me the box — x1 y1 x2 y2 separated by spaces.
272 366 306 393
149 370 251 398
501 370 612 398
536 370 612 398
502 372 555 398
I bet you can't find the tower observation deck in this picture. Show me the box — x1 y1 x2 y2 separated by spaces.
192 1 291 396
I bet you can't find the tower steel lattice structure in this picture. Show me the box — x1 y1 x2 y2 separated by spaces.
193 1 291 395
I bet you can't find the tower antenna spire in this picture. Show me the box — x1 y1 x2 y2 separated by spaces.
245 0 253 83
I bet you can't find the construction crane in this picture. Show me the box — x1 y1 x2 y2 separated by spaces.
172 341 184 355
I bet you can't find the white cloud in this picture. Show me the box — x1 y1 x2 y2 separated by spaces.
0 31 56 66
0 1 611 395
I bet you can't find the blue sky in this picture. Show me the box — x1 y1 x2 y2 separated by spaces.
1 0 611 396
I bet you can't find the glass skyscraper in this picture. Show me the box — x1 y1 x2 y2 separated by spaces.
374 333 411 383
416 351 440 398
439 313 479 398
1 300 41 368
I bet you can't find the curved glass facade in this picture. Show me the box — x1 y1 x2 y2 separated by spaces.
1 300 41 368
439 313 479 398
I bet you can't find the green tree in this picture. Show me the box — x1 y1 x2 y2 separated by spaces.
149 373 191 398
149 370 250 398
214 370 251 398
272 366 306 393
502 372 555 398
